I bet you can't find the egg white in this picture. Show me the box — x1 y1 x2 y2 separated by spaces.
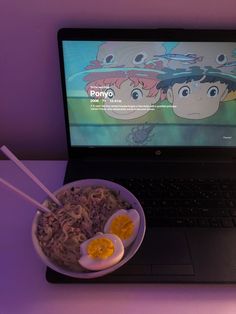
78 233 124 271
104 209 140 248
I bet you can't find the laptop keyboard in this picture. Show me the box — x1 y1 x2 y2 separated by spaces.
111 178 236 228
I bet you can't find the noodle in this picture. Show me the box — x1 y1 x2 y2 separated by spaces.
36 185 131 271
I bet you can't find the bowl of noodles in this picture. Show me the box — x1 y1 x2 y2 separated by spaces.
32 179 146 279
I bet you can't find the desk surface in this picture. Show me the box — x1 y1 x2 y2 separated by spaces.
1 160 236 314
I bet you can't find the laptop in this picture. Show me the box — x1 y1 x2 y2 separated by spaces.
47 28 236 283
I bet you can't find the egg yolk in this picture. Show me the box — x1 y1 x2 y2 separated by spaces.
87 238 114 259
109 215 134 240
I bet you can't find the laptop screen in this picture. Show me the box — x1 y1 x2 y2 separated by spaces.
60 35 236 148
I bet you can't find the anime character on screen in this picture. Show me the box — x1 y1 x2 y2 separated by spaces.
153 42 236 73
85 70 164 120
85 42 165 69
157 67 236 120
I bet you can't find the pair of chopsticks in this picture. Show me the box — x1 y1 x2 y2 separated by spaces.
0 145 62 213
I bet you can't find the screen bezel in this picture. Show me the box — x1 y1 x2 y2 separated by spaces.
58 28 236 160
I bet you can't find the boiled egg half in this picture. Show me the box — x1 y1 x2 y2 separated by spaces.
104 209 140 248
78 233 124 271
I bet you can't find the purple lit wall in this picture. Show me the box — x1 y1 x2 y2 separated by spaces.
0 0 236 159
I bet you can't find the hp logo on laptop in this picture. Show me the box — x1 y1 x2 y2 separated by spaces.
155 150 162 156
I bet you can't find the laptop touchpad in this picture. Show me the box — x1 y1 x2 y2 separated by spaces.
129 228 194 276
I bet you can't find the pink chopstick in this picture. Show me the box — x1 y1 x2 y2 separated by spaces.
0 145 61 206
0 177 51 214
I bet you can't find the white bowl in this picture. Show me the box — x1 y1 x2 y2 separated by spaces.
32 179 146 279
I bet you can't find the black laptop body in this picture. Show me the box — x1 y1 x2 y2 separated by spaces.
48 28 236 283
